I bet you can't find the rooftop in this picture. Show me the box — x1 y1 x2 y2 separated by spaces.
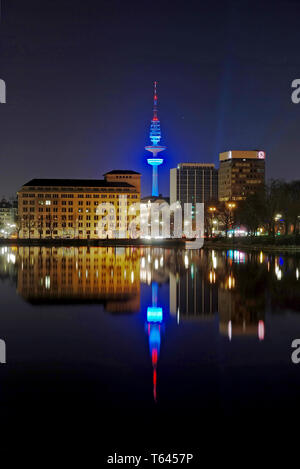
104 170 141 175
21 178 136 189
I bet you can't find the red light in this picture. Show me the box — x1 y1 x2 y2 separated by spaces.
152 349 158 365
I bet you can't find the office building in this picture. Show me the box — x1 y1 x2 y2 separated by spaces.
170 163 218 206
17 171 140 239
218 150 265 201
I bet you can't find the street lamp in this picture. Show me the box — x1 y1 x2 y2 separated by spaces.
208 206 216 238
226 202 237 237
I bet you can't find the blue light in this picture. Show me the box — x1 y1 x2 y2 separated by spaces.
147 158 164 166
147 306 163 323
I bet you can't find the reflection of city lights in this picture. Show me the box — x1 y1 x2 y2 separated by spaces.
154 259 158 269
131 271 134 283
258 320 265 341
228 320 232 341
212 250 217 269
259 251 263 264
45 276 50 289
184 254 189 268
209 270 216 284
141 257 145 268
147 307 163 323
296 268 299 280
7 253 16 264
160 256 163 267
275 265 282 280
228 274 235 289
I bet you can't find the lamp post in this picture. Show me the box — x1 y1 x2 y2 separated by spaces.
208 206 216 238
226 202 236 237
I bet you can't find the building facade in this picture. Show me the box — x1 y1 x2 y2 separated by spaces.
104 170 141 193
17 173 140 239
170 163 218 206
218 150 265 201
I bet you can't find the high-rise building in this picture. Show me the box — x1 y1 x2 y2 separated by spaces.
218 150 265 201
145 81 166 197
17 174 140 239
170 163 218 206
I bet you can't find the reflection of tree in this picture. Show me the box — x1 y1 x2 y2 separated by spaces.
269 272 300 311
230 262 267 314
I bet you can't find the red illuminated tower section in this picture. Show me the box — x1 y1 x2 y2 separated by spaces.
145 81 166 197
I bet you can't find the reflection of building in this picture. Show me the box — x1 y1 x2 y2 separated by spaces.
0 246 18 284
170 163 218 206
17 247 140 312
218 150 265 202
170 267 218 321
17 174 140 239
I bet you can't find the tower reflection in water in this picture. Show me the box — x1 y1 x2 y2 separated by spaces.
146 282 163 402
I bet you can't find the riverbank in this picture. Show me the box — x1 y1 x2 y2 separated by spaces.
205 235 300 252
2 236 300 252
0 237 186 248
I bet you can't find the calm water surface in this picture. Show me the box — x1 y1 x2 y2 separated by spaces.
0 245 300 455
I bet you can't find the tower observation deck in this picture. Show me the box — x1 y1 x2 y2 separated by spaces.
145 81 166 197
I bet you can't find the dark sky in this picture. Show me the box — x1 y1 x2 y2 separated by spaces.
1 0 300 197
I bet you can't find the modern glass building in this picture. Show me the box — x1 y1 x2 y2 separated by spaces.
170 163 218 206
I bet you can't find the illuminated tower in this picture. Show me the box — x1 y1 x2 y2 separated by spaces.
145 81 166 197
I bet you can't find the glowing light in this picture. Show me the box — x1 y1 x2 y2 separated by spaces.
45 276 50 289
147 307 163 323
259 251 264 264
258 320 265 340
228 320 232 341
212 250 217 269
275 265 282 280
209 270 216 284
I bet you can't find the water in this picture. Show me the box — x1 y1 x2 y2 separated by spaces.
0 245 300 456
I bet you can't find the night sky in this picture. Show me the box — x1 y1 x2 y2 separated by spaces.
1 0 300 197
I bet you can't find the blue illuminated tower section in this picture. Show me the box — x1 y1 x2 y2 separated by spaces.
145 81 166 196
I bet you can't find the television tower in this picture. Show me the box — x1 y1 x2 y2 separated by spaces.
145 81 166 197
